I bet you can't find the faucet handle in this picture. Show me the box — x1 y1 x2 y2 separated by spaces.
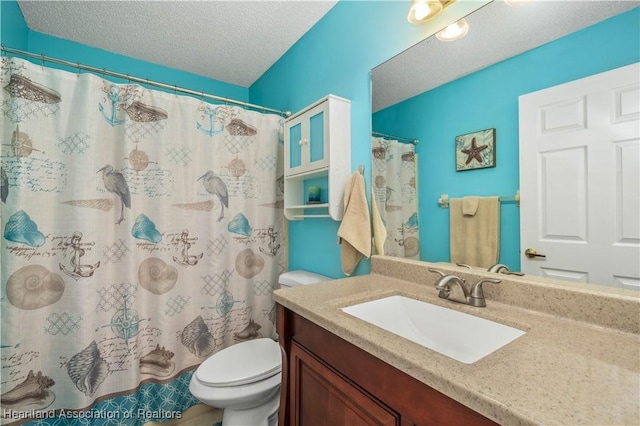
488 263 508 273
468 278 500 307
469 278 500 298
428 268 446 277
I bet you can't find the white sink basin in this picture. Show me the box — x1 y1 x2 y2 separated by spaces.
342 295 525 364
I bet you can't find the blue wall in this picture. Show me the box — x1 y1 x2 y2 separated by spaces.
1 0 29 49
373 8 640 272
251 1 485 278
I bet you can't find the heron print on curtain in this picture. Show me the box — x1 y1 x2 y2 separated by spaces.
371 137 419 259
0 57 285 425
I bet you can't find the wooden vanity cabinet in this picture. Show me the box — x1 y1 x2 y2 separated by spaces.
289 341 400 425
276 304 498 426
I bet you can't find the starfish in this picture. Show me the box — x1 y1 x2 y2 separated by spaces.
461 137 488 165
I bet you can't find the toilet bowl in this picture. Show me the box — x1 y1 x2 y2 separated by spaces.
189 338 282 426
189 271 331 426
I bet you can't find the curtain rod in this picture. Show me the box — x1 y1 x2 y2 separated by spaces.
372 131 418 145
1 45 291 117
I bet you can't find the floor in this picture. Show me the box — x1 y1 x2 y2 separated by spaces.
144 404 223 426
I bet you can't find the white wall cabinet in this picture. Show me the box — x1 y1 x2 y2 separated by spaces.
284 95 351 220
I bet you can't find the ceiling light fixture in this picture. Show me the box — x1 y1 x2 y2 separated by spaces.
407 0 444 24
435 18 469 42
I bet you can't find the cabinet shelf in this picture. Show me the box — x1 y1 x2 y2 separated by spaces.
289 214 332 219
287 203 330 209
285 167 329 180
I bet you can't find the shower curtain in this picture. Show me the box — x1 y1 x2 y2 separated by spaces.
0 57 285 425
371 137 419 259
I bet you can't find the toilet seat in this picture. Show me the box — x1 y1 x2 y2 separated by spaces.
196 338 281 387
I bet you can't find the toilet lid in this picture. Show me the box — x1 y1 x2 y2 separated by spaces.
196 338 281 387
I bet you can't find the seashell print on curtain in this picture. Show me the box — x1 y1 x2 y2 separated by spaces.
0 57 285 425
371 137 420 259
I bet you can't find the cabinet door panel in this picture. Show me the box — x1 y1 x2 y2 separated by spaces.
288 121 303 169
309 111 325 164
290 342 399 426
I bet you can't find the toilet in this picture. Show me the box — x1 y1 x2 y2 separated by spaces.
189 270 331 426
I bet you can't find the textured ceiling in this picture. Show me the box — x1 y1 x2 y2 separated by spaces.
372 1 640 112
17 0 337 87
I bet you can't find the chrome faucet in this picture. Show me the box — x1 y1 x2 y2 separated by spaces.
455 263 473 269
487 263 524 276
428 268 500 307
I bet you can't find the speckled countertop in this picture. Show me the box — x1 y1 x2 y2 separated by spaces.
273 256 640 426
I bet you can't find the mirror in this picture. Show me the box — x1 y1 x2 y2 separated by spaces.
371 0 639 291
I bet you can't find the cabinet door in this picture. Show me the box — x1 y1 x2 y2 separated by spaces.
289 342 399 426
307 107 328 170
287 119 304 171
285 102 330 177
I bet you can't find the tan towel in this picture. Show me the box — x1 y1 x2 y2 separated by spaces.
450 196 500 268
371 185 386 255
337 171 371 275
462 196 479 216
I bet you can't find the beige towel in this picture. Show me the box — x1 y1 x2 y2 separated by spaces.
371 185 386 255
450 196 500 268
462 196 479 216
337 171 371 275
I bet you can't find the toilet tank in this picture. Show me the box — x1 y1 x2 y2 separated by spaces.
278 270 331 289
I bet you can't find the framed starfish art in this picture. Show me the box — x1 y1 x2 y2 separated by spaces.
455 128 496 171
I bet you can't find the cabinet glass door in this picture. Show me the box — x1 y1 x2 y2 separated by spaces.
309 111 325 163
289 122 302 169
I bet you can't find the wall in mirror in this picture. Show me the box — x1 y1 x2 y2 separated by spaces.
371 3 639 289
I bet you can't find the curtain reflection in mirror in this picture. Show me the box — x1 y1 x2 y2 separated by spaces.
371 136 420 259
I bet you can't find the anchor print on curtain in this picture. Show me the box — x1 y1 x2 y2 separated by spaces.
0 57 285 425
371 137 420 259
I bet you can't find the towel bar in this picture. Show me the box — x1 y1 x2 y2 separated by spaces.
438 191 520 208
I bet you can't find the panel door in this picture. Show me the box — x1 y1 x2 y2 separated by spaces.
519 63 640 289
289 342 399 426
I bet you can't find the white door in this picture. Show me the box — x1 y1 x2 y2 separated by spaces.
519 63 640 290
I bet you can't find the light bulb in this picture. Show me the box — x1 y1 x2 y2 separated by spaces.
407 0 443 24
413 3 430 21
436 19 469 42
